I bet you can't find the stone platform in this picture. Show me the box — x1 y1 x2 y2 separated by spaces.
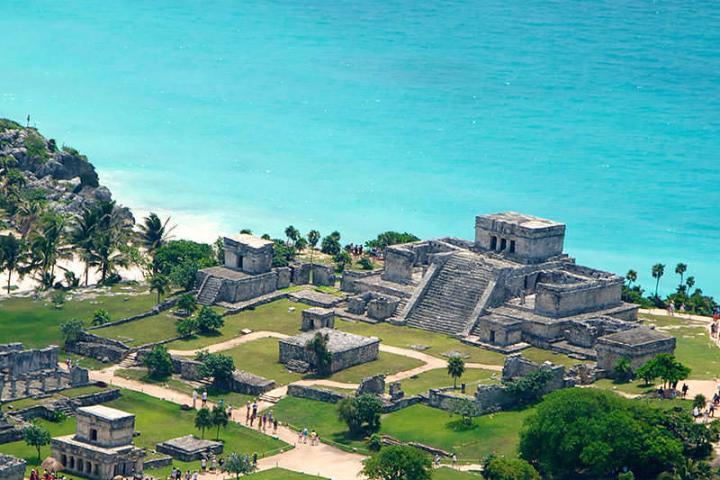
156 435 223 462
279 328 379 374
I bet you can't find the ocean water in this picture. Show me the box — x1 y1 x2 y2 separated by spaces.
1 0 719 296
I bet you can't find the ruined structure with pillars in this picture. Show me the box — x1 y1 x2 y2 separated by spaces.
51 406 144 480
342 212 674 370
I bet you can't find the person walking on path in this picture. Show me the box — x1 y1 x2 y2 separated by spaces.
245 401 251 425
201 390 208 407
302 427 309 444
192 390 198 409
273 417 278 435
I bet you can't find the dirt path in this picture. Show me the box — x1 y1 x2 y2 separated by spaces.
89 367 367 480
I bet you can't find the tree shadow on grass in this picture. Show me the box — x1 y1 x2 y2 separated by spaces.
446 419 479 432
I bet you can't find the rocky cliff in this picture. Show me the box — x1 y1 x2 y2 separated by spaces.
0 118 133 224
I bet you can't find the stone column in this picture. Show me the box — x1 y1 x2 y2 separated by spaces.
41 375 47 392
10 379 17 398
24 378 31 396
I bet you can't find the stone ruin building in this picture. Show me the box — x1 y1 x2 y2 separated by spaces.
279 328 380 374
51 405 144 480
342 212 675 371
0 343 89 403
195 233 336 305
0 454 26 480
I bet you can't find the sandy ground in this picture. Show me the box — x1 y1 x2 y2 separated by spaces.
0 256 145 296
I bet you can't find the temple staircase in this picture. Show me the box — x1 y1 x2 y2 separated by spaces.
197 276 223 305
403 252 499 336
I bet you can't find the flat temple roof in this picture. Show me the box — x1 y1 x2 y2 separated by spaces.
77 405 134 421
478 212 564 229
228 233 274 249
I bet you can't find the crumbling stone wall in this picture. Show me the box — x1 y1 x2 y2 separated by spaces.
287 384 348 403
0 454 26 480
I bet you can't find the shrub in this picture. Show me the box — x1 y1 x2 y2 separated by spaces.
50 290 66 309
365 231 419 250
144 345 173 379
321 231 342 255
358 256 374 270
482 455 541 480
177 317 198 337
23 132 48 161
195 306 224 334
367 433 383 452
92 308 111 326
60 319 84 345
613 357 633 383
176 293 198 316
337 394 383 436
502 369 552 406
362 445 431 480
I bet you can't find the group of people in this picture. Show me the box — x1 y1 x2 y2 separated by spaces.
191 390 209 409
29 469 65 480
245 400 278 435
710 309 720 338
297 427 319 446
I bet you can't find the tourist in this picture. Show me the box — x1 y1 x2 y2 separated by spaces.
262 413 268 432
681 383 689 397
667 302 675 316
252 452 258 465
30 469 38 480
246 401 251 424
191 471 198 480
452 454 458 469
710 403 716 417
302 427 309 444
273 417 278 434
211 456 217 471
434 455 441 467
297 430 303 443
218 457 225 471
227 404 233 419
201 458 207 472
201 390 208 406
310 430 318 446
252 400 258 419
693 406 701 418
184 470 191 480
192 390 198 409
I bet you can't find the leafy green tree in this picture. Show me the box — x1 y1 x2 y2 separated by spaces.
635 359 659 386
693 394 707 410
144 345 173 379
50 290 66 309
153 240 217 278
294 237 308 251
198 353 235 388
333 250 352 272
0 234 28 294
195 305 224 334
482 455 541 480
91 309 110 326
653 354 690 389
365 232 419 250
177 293 198 316
60 319 84 345
272 239 296 267
519 388 688 479
362 445 431 480
359 256 375 270
625 269 637 287
176 317 198 337
305 331 332 375
613 357 633 383
194 407 213 439
149 274 170 304
652 263 665 298
675 263 687 288
450 398 481 427
367 433 383 452
503 369 553 406
23 424 51 462
338 395 383 436
284 225 300 245
617 472 635 480
211 405 229 440
225 452 255 479
447 356 465 389
140 213 175 267
321 231 342 255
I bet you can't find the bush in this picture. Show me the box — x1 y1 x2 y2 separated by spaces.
176 293 198 316
60 319 84 345
196 306 224 334
198 353 235 388
613 357 633 383
50 290 66 309
502 369 552 406
362 445 431 480
177 317 198 337
23 132 48 161
338 394 383 436
92 309 111 326
358 256 374 270
482 455 541 480
367 433 383 452
321 231 342 255
144 345 173 379
365 231 419 250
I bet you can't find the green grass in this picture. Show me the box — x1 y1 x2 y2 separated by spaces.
0 284 159 348
400 368 498 397
168 300 311 350
380 404 532 461
93 310 180 347
0 389 289 478
433 467 483 479
273 397 532 461
642 315 720 379
245 468 329 479
220 338 424 386
521 347 584 367
335 319 506 365
591 379 659 395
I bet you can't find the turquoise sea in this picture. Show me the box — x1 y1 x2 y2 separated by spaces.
1 1 719 296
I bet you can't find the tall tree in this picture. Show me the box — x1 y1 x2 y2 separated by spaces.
447 356 465 389
651 263 665 298
625 269 637 286
149 274 170 304
362 445 432 480
194 408 213 439
686 276 696 294
211 405 229 440
225 452 255 479
0 234 28 294
70 206 99 286
23 424 51 462
140 213 175 268
284 225 300 245
29 212 70 288
675 263 688 288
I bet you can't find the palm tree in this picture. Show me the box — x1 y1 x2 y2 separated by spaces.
625 269 637 287
14 200 43 238
686 276 695 294
307 229 320 270
651 263 665 298
0 234 28 294
284 225 300 246
70 206 99 286
447 356 465 389
149 274 169 304
90 232 128 285
28 213 70 288
139 213 175 266
675 263 687 287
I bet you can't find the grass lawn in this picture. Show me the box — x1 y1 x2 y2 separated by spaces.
221 338 424 386
642 315 720 380
0 284 159 347
169 300 311 351
591 379 659 395
401 368 498 397
434 467 483 479
0 389 289 478
335 319 506 365
380 404 532 461
521 347 584 367
93 310 180 347
245 468 329 479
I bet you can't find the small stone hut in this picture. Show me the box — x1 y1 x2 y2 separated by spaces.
595 327 676 372
279 328 379 374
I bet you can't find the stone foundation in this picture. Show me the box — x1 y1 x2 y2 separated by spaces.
0 454 25 480
279 329 379 374
156 435 223 462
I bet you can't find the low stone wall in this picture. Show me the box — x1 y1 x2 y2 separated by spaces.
230 371 275 396
287 384 349 404
381 395 423 413
67 332 130 363
86 296 180 331
0 428 23 445
222 292 290 316
137 350 203 381
143 456 173 470
427 388 476 411
11 388 121 421
291 263 336 287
